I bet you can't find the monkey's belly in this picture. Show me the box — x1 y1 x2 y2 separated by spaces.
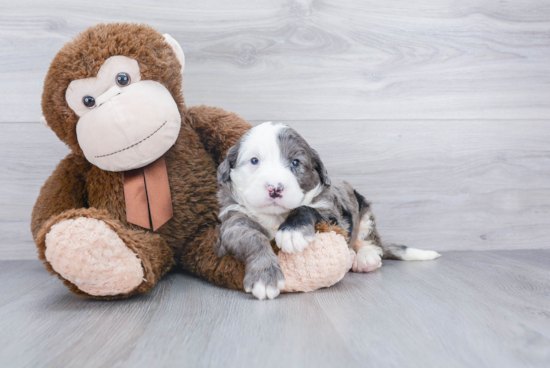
85 139 222 261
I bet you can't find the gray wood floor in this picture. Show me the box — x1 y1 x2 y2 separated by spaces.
0 250 548 368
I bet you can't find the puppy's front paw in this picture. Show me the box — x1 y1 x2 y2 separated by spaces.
244 264 285 301
275 229 315 254
352 247 382 273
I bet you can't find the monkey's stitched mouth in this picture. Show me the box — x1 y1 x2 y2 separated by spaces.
94 121 168 158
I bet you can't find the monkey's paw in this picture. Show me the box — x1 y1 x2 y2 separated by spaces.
45 217 144 296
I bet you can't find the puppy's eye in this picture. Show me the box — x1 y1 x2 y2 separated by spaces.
82 96 96 108
250 157 259 165
291 159 300 168
116 72 131 87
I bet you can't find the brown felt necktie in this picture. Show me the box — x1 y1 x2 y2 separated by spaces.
123 156 173 231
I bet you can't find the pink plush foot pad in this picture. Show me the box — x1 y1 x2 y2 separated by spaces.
278 231 350 293
45 217 144 296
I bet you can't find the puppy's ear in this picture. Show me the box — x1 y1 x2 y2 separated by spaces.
311 148 331 187
217 143 239 185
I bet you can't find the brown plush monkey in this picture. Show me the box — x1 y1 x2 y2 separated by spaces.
32 23 349 299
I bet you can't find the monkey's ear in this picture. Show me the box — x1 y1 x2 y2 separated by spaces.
163 34 185 75
40 115 51 130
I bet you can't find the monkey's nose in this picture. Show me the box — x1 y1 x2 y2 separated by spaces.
95 85 122 107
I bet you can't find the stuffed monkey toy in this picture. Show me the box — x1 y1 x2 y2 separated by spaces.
31 23 350 300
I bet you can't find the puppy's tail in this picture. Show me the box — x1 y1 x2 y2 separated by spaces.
382 244 441 261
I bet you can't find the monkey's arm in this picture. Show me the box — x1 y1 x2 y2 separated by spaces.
187 105 252 165
31 154 90 240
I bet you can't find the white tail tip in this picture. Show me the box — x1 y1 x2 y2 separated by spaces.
400 248 441 261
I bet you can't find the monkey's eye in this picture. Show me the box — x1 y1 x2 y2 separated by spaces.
291 159 300 168
82 96 96 108
116 72 131 87
250 157 259 165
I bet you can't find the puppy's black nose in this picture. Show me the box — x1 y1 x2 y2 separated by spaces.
269 191 281 198
268 184 284 198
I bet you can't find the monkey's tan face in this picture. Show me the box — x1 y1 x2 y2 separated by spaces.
65 55 181 172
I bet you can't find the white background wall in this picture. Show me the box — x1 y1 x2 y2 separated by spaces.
1 0 549 258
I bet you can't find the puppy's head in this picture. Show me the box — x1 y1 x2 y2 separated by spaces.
218 122 330 215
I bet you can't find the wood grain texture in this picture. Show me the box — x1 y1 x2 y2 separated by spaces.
2 120 550 259
0 123 69 260
1 0 550 122
0 250 548 368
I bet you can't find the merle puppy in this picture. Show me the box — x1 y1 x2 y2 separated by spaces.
215 122 440 300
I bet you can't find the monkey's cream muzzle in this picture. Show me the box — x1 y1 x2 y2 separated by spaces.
75 80 181 172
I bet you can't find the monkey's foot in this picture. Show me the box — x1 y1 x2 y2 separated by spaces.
279 231 350 293
45 217 144 296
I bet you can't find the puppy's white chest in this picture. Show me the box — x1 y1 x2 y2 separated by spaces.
253 213 286 240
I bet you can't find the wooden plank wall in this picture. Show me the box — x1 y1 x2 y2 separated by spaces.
1 0 549 259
